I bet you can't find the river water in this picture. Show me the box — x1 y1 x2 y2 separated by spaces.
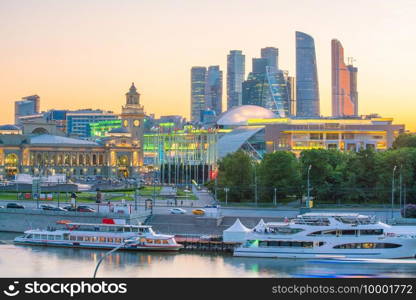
1 232 415 278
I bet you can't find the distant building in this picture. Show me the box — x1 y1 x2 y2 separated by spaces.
205 66 223 116
332 39 358 117
296 31 320 117
15 95 40 125
66 109 118 138
261 47 279 70
242 58 290 117
227 50 245 110
190 66 207 122
200 109 217 126
287 75 296 116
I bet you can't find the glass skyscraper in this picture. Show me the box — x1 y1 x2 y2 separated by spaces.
242 57 290 117
261 47 279 70
296 31 320 117
227 50 245 110
190 66 207 122
331 39 358 117
205 66 223 116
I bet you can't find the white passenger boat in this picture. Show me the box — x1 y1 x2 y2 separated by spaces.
14 221 183 251
233 213 416 259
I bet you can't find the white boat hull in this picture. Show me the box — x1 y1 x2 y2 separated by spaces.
234 238 416 259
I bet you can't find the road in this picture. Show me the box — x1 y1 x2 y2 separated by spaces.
0 198 403 221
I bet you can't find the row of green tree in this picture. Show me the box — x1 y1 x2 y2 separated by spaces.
206 134 416 205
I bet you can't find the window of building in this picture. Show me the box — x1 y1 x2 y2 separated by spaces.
327 144 338 149
310 133 323 140
326 133 339 140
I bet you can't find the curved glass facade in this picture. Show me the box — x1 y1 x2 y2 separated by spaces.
296 31 320 117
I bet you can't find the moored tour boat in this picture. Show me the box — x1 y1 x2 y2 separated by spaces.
233 213 416 259
14 221 183 251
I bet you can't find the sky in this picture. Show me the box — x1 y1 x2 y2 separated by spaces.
1 0 415 129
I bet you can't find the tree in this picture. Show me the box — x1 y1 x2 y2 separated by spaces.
392 133 416 149
216 150 253 202
257 151 301 202
299 149 349 203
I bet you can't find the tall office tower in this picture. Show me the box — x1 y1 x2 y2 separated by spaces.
286 75 296 116
205 66 223 116
14 95 40 124
261 47 279 70
296 31 320 117
227 50 245 110
190 66 207 123
242 60 290 117
252 58 268 74
348 65 358 116
331 39 359 117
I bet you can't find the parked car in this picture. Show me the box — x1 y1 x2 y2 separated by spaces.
76 205 96 212
63 205 76 211
169 208 187 214
192 209 205 215
6 203 25 209
40 205 67 211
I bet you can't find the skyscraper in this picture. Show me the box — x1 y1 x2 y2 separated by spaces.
15 95 40 124
261 47 279 70
205 66 223 116
331 39 358 117
190 66 207 122
296 31 320 117
227 50 245 110
242 58 290 117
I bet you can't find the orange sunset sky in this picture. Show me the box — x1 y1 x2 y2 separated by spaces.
1 0 415 129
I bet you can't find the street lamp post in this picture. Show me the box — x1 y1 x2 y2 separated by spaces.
307 165 312 208
273 187 277 206
391 165 397 220
224 187 229 206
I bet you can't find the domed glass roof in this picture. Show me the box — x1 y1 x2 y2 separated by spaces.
0 124 20 131
217 105 277 126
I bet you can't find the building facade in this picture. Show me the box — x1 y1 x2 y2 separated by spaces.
190 66 207 123
15 95 40 125
227 50 245 110
0 84 145 179
242 58 290 117
332 39 358 117
66 109 118 138
205 66 223 116
296 31 320 117
261 47 279 70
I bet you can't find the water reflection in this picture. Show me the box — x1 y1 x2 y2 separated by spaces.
1 232 416 278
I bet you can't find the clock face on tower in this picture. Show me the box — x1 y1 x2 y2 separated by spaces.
123 120 129 127
133 120 140 127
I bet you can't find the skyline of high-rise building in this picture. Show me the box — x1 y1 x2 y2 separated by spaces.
261 47 279 70
190 66 207 122
226 50 245 110
242 57 290 117
205 65 223 116
296 31 320 117
331 39 358 117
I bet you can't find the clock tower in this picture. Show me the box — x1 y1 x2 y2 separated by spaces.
121 82 145 140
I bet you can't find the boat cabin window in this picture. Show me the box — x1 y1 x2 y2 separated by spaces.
334 243 401 249
41 234 47 240
77 236 83 241
115 238 122 243
257 241 315 248
63 233 70 240
25 234 33 239
33 234 40 239
340 230 357 236
108 237 113 243
99 237 106 242
359 229 383 235
70 236 76 241
162 240 169 244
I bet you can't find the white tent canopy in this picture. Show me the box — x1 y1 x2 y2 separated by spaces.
223 218 251 242
253 219 266 232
